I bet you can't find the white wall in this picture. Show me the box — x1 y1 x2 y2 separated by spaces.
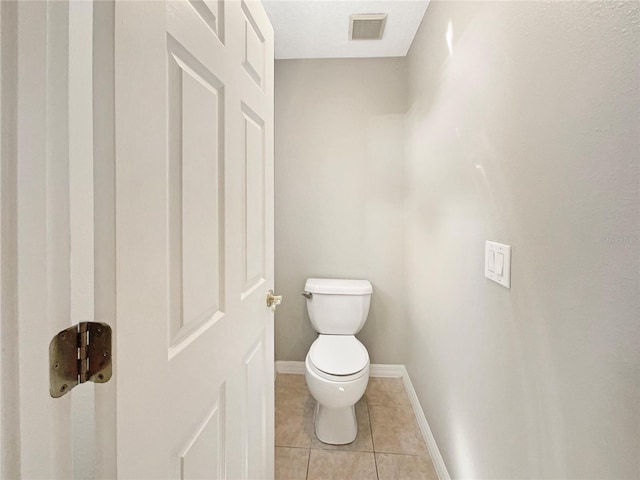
404 1 639 479
274 58 408 363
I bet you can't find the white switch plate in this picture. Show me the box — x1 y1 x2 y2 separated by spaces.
485 241 511 288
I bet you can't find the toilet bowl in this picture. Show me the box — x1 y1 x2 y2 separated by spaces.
304 335 370 444
302 278 373 445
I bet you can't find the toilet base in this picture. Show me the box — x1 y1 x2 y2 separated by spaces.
314 403 357 445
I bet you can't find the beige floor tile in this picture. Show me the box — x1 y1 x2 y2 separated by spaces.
276 376 315 448
311 397 373 452
275 400 315 448
276 373 308 391
376 453 438 480
276 375 311 401
275 447 310 480
307 449 377 480
366 377 410 406
370 405 428 456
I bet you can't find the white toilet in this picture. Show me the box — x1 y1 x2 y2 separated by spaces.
303 278 372 445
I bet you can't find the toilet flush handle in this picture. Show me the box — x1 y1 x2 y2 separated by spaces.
301 292 312 299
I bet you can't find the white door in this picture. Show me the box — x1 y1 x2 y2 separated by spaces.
114 0 275 479
1 0 275 478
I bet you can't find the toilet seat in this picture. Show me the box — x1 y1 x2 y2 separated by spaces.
308 335 369 382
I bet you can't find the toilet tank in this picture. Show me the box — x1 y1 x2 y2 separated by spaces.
304 278 373 335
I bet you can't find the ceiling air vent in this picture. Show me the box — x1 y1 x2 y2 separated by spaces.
349 13 387 40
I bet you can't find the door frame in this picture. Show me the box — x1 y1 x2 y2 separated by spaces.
0 2 117 477
0 1 20 475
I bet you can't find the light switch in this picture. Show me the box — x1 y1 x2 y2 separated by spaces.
485 241 511 288
495 252 504 275
488 251 495 273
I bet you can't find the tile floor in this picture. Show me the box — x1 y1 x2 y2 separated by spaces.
275 374 438 480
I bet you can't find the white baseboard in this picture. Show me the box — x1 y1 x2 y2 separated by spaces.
275 360 306 375
274 360 451 480
398 365 451 480
368 363 404 377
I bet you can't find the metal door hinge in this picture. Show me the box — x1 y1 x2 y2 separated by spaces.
49 322 112 398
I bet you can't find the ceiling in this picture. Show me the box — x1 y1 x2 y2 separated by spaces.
262 1 430 59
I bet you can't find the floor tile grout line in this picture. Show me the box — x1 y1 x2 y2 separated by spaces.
306 391 314 480
366 395 381 480
305 447 311 480
311 446 375 453
375 451 430 457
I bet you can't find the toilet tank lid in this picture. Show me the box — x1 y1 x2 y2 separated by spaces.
305 278 373 295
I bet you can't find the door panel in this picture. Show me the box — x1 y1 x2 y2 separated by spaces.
167 36 226 350
241 0 266 90
178 383 226 479
187 0 225 43
242 103 267 297
243 330 269 479
115 1 274 478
